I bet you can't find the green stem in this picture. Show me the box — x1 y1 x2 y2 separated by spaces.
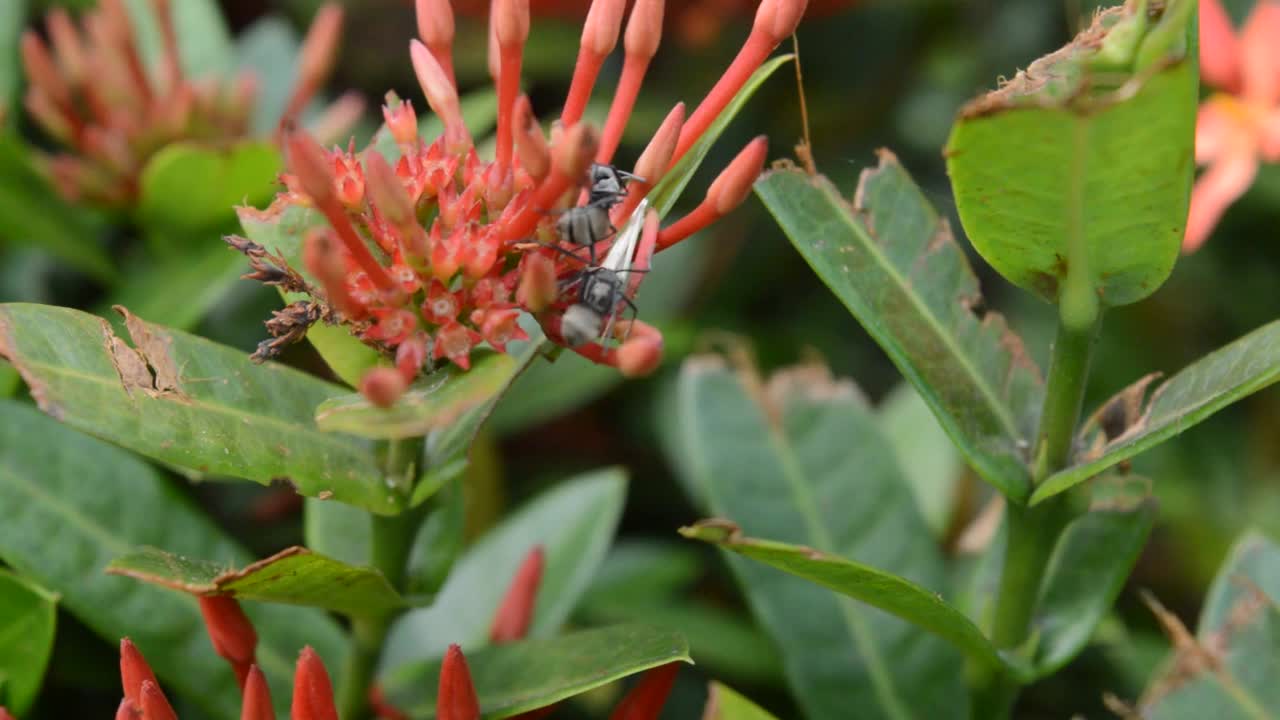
336 438 425 720
976 314 1101 717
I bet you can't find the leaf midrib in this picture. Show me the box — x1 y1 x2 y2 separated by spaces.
810 178 1025 443
680 370 912 720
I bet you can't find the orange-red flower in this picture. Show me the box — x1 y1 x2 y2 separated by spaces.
1184 0 1280 253
236 0 787 405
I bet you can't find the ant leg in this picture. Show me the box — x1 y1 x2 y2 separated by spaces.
617 296 640 342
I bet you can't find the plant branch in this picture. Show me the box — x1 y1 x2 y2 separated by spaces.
337 437 426 720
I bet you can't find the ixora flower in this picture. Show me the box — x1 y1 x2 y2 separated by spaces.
1184 0 1280 253
231 0 793 406
19 0 359 208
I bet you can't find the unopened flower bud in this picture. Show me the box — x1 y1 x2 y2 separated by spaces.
361 367 408 408
708 135 768 214
490 546 545 642
241 665 275 720
365 151 416 230
624 0 665 60
437 645 481 720
756 0 810 43
411 39 472 154
606 663 680 720
552 123 599 185
139 680 178 720
114 699 139 720
514 96 550 182
292 647 339 720
616 326 664 378
198 596 258 686
119 638 159 708
517 254 558 312
383 94 419 146
286 134 338 207
582 0 627 56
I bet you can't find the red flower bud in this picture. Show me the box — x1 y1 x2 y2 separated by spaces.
437 645 481 720
490 546 545 642
616 325 664 378
120 638 159 709
383 95 419 147
0 707 18 720
291 647 339 720
198 596 258 688
139 680 178 720
361 367 409 408
241 665 276 720
516 254 558 313
115 699 140 720
607 663 681 720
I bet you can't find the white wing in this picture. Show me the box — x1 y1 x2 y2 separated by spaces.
600 199 649 272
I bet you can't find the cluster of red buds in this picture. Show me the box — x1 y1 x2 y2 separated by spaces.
19 0 360 208
1 546 681 720
448 0 857 48
236 0 800 406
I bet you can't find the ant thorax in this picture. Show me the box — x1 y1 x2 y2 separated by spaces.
581 270 625 315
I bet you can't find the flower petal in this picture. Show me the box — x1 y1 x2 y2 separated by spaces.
1200 0 1243 92
1240 0 1280 107
1183 149 1259 253
1195 97 1241 164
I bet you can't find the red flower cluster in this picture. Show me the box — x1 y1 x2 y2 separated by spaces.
237 0 796 406
24 546 678 720
19 0 358 207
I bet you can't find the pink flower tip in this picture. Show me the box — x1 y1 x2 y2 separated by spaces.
119 638 160 708
553 123 601 182
438 645 481 720
139 680 178 720
517 254 559 312
490 545 546 643
416 0 456 49
756 0 810 42
285 133 338 207
633 103 685 186
383 94 419 146
493 0 532 49
708 136 768 214
361 367 409 408
616 325 664 378
624 0 666 59
583 0 627 56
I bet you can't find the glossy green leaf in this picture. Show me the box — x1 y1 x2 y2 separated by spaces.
703 682 781 720
380 624 690 719
237 205 385 387
647 54 793 218
317 352 517 439
1032 318 1280 504
1032 478 1156 676
138 142 281 238
756 157 1044 502
879 383 963 536
0 400 345 718
122 0 234 78
0 134 114 282
672 355 978 719
0 2 23 117
381 469 627 670
0 303 401 514
1139 531 1280 719
236 16 301 135
946 1 1197 318
102 243 249 333
107 545 405 618
0 570 57 715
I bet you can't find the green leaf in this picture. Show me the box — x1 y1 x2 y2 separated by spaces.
102 243 249 333
703 682 781 720
1032 478 1156 676
945 1 1197 318
0 303 401 514
0 399 345 718
0 570 57 715
122 0 234 79
0 2 23 117
1139 531 1280 719
755 157 1044 502
879 383 963 536
671 355 979 719
0 134 115 282
380 624 690 720
647 54 792 218
317 352 517 440
236 16 301 135
1032 318 1280 504
138 142 281 239
382 469 627 670
237 205 385 386
107 545 405 618
682 520 1013 677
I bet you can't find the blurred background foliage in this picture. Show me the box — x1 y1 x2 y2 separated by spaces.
1 0 1277 718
